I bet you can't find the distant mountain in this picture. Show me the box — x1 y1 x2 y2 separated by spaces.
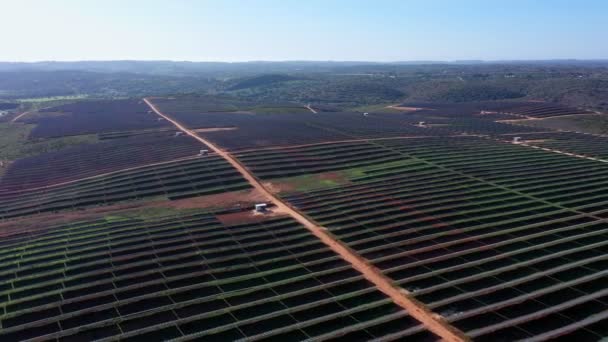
0 61 373 76
1 60 607 76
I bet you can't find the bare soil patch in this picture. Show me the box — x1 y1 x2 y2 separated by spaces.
318 171 349 183
522 139 550 143
386 105 426 112
0 189 265 239
0 201 154 239
216 207 288 225
263 181 293 194
265 171 351 194
168 189 265 209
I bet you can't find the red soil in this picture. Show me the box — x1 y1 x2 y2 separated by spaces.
0 189 264 239
168 189 265 210
216 208 288 225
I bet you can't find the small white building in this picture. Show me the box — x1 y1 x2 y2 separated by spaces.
199 149 209 156
255 203 268 213
363 112 369 117
513 136 522 143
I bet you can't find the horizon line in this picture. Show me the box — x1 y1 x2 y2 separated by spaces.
1 58 608 64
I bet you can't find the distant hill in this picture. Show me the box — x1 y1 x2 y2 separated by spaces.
430 85 526 102
227 74 301 91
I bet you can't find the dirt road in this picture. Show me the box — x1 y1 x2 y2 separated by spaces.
143 97 468 342
505 139 608 164
11 111 30 123
386 104 424 112
305 104 318 113
232 134 486 154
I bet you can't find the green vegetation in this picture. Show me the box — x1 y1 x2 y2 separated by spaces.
342 159 421 179
231 77 406 108
16 95 92 113
508 113 608 134
153 95 253 112
275 173 348 192
2 62 608 113
227 74 301 91
349 103 404 113
104 206 204 222
426 83 525 102
17 95 89 103
251 106 310 114
0 123 97 162
275 159 421 192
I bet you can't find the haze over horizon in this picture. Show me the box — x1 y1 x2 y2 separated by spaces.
3 59 608 64
2 0 607 63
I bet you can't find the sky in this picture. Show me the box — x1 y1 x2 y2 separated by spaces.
1 0 607 62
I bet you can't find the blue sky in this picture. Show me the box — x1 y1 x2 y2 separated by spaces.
1 0 606 62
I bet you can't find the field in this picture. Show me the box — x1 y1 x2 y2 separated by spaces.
2 95 608 341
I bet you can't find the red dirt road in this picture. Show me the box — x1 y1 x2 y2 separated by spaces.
143 97 468 342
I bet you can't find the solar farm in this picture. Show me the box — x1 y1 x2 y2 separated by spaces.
2 97 608 341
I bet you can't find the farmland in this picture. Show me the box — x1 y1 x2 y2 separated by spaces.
1 90 608 341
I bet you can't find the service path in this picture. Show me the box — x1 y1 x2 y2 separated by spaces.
305 104 318 113
143 97 469 342
11 111 30 123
